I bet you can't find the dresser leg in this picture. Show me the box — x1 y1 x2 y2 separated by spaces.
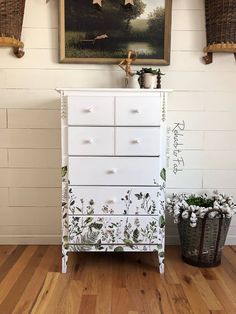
156 252 164 274
158 260 164 274
62 251 68 273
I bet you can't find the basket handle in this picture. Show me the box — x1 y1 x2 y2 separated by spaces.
198 209 225 265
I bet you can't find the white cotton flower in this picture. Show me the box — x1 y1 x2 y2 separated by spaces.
174 208 180 214
190 212 197 218
214 202 220 209
199 212 205 218
182 211 189 219
189 205 194 211
208 212 216 218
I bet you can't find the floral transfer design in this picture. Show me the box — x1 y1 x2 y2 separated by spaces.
68 188 163 216
62 174 166 273
61 165 69 273
68 215 164 249
67 214 165 273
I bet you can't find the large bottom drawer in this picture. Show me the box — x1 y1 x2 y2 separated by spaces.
68 215 165 246
68 186 164 216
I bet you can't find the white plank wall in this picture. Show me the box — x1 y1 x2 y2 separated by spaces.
0 0 235 244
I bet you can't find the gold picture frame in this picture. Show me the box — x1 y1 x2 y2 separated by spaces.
59 0 172 65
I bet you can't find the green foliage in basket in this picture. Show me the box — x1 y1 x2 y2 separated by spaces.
167 191 236 227
186 195 214 208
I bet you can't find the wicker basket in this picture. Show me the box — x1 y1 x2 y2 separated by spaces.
203 0 236 64
0 0 26 58
178 209 231 267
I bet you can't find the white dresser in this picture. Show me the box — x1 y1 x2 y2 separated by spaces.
57 88 170 274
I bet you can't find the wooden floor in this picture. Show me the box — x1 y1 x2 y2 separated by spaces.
0 246 236 314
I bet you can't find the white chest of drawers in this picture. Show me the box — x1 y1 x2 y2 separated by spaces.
57 88 170 274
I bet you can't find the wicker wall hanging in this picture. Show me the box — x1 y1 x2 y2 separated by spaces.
0 0 26 58
203 0 236 64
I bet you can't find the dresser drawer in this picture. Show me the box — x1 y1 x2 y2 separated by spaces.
68 127 114 155
116 127 161 156
68 186 162 215
68 96 114 125
68 215 161 245
68 157 160 186
115 96 161 126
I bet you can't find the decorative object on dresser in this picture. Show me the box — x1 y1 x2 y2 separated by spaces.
203 0 236 64
59 0 172 65
167 192 236 267
57 88 171 274
0 0 26 58
119 50 139 88
137 68 165 89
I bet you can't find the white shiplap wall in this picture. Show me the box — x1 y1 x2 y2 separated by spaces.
0 0 235 244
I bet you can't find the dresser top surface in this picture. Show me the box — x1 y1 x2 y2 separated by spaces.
56 88 172 95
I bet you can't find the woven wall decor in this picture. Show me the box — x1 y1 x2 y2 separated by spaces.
203 0 236 64
0 0 26 58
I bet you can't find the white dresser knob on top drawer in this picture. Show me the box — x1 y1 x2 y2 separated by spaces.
131 138 141 144
107 168 117 174
132 109 140 114
83 138 94 144
84 107 94 113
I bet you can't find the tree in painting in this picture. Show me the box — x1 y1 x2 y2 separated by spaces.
64 0 166 60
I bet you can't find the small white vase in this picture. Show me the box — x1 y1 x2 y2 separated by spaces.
127 75 140 89
143 73 157 89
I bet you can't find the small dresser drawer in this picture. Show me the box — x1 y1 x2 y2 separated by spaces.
68 186 162 215
115 96 161 126
68 127 114 155
116 127 161 156
68 157 160 186
68 215 160 245
68 96 114 125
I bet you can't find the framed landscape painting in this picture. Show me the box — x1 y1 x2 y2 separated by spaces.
59 0 172 64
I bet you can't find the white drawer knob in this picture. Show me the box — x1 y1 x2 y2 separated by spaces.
84 108 93 113
107 169 117 174
132 139 141 144
132 109 140 114
107 199 116 204
84 138 94 144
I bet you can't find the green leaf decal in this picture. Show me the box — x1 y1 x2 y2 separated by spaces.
64 244 69 250
159 215 165 228
132 228 140 243
84 217 93 224
160 168 166 181
114 246 124 252
159 251 165 258
95 239 102 249
123 239 134 248
90 222 103 230
63 235 68 242
61 166 67 178
135 193 142 200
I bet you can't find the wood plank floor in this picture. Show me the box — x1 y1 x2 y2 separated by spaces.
0 246 236 314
